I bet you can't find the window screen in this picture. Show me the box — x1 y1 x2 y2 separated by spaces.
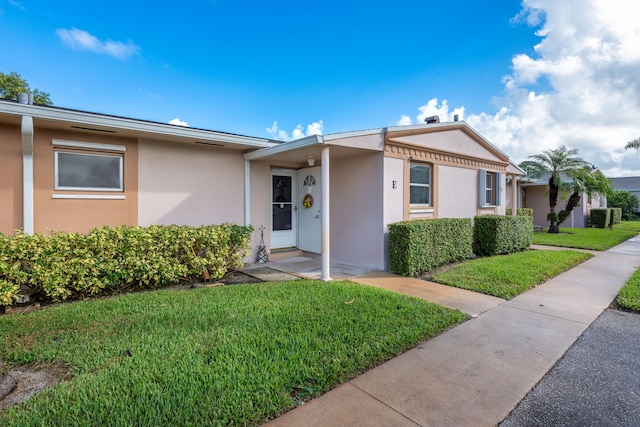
55 152 123 191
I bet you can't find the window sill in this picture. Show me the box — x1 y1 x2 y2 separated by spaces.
410 207 434 214
52 194 126 200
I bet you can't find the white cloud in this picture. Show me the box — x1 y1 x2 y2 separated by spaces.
8 0 26 11
396 98 465 126
399 0 640 177
267 120 324 141
168 118 189 127
56 28 140 59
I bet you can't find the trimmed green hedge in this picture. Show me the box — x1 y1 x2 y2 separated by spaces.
0 224 253 306
610 208 622 226
473 215 533 256
505 208 534 217
590 208 610 228
388 218 473 277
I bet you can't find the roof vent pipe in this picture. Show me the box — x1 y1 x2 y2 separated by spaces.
454 114 459 122
424 115 440 124
17 93 34 105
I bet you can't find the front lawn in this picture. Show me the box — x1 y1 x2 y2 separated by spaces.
531 222 640 251
617 268 640 312
0 281 467 426
432 250 593 299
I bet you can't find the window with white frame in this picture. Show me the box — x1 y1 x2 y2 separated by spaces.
55 151 123 191
479 169 501 207
410 163 431 205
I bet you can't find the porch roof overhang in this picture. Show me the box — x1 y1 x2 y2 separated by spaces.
0 99 275 151
242 129 384 164
507 160 526 176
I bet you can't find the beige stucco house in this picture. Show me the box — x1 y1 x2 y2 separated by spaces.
520 175 607 228
0 97 524 278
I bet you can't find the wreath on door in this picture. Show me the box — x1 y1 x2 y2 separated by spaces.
302 194 314 209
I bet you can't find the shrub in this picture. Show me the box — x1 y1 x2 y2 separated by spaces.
607 190 640 220
0 224 253 306
473 215 533 256
505 208 534 217
590 208 610 228
610 208 622 225
388 218 473 277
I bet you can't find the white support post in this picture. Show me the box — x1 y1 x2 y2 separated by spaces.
244 160 251 226
21 116 34 235
321 146 331 281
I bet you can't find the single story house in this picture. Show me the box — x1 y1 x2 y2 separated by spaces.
0 96 524 279
519 173 607 228
609 176 640 214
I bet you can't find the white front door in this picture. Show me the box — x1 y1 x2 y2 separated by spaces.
297 167 322 253
271 170 297 249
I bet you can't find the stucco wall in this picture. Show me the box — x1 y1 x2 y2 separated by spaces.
0 124 23 234
383 157 404 227
32 129 138 234
248 160 271 262
523 186 549 227
330 152 385 269
138 140 244 227
437 166 479 218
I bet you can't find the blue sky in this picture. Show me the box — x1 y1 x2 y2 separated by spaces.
1 0 639 176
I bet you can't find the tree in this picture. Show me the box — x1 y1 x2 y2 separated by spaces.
0 71 52 105
626 137 639 150
519 146 610 233
608 190 640 220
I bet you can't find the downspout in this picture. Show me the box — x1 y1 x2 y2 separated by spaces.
21 115 34 235
321 145 331 281
244 159 251 226
511 174 517 216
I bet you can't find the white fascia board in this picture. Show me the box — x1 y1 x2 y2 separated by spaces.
507 160 526 175
0 102 271 148
323 128 384 141
243 134 324 161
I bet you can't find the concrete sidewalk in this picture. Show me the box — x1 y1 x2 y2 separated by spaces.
267 237 640 426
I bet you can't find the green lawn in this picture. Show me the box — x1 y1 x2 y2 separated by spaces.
0 281 467 426
432 250 593 299
531 221 640 250
617 268 640 312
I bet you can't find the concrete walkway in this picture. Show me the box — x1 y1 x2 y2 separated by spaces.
267 236 640 427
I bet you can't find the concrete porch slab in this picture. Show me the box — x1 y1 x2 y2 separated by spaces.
239 266 300 282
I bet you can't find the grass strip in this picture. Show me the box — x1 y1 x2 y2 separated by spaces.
531 223 640 251
617 268 640 312
432 250 593 299
0 280 467 426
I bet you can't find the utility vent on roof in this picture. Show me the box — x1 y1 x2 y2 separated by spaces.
18 93 34 105
424 115 440 124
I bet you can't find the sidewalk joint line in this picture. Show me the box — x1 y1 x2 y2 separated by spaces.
348 381 422 426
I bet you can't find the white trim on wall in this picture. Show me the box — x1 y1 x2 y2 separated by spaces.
52 194 126 200
52 139 127 152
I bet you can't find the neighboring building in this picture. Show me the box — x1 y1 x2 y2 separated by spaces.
610 177 640 214
0 97 523 277
520 173 607 228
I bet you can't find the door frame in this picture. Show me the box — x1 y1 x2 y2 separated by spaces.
270 169 297 249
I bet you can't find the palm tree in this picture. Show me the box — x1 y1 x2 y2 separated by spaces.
519 146 591 233
626 137 640 150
